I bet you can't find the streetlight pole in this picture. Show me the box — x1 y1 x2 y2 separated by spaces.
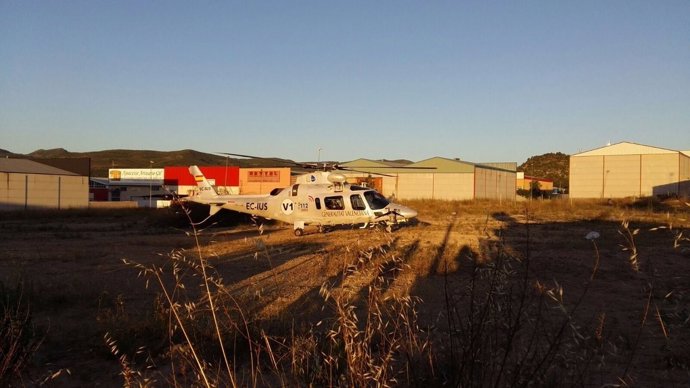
149 161 153 208
318 147 322 163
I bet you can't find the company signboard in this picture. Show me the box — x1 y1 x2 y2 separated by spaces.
109 168 165 185
247 169 282 182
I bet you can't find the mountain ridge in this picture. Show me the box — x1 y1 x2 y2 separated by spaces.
5 148 571 187
9 148 294 176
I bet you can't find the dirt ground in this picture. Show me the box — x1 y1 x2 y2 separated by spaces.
1 201 689 387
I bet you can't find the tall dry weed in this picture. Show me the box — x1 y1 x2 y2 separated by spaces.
0 280 43 386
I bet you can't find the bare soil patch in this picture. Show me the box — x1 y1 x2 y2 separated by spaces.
1 199 689 386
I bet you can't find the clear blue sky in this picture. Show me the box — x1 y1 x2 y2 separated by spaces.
1 1 689 164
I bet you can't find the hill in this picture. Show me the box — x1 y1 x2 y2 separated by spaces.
518 152 569 188
22 149 296 176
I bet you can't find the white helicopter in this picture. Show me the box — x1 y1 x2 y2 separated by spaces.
181 156 420 236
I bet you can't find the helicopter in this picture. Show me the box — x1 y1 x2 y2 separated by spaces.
180 155 422 236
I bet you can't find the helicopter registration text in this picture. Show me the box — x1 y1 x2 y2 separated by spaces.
245 202 268 211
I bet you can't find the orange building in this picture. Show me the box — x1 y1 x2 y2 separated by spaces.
516 172 554 192
238 167 292 194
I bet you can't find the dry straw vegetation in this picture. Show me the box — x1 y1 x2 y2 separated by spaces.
1 197 690 386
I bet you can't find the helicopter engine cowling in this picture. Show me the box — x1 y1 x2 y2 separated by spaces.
327 173 347 184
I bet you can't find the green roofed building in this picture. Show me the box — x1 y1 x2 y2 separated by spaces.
341 157 516 201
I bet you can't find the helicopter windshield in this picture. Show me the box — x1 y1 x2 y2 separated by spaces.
363 191 389 210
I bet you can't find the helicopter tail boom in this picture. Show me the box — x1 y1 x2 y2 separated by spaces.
189 165 219 198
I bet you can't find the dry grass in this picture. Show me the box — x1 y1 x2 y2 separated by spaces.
1 198 689 386
0 279 43 385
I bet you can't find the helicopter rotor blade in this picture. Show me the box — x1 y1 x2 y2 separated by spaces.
338 167 395 177
216 152 304 168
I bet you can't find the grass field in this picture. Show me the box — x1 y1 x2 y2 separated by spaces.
1 198 689 387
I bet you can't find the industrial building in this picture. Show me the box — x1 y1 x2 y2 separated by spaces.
0 158 89 210
95 166 293 206
516 172 554 192
3 154 518 210
569 142 690 199
238 167 292 194
341 157 516 201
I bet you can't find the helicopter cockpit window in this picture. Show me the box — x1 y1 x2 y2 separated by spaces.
363 191 389 210
270 188 284 196
324 196 345 210
350 194 366 210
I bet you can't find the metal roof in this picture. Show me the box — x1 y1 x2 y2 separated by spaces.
573 141 680 157
342 156 517 174
408 157 475 173
0 158 79 176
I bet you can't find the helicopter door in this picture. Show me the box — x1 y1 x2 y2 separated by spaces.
291 184 299 196
350 194 366 210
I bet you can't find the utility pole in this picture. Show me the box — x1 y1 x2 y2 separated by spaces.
149 160 154 208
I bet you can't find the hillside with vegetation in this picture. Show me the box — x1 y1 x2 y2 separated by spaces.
21 149 296 176
518 152 569 189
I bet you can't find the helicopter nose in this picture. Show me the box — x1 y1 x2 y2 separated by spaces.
390 204 417 219
401 206 418 219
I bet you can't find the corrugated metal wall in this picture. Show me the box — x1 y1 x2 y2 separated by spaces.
1 173 89 210
680 154 690 197
570 155 604 198
604 155 641 198
396 173 434 200
643 154 678 196
433 173 474 200
474 167 516 200
570 153 687 198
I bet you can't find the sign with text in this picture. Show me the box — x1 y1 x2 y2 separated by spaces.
247 170 281 183
109 169 165 185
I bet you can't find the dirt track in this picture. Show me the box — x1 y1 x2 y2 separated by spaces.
2 202 689 386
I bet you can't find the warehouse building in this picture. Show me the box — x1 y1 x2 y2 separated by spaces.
516 172 554 192
341 157 516 201
97 166 292 206
569 142 690 199
0 158 89 210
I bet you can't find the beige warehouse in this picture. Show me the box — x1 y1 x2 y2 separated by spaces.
0 158 89 210
341 157 516 201
569 142 690 199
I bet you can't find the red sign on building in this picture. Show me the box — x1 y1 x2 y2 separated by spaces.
164 166 240 186
247 170 281 183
